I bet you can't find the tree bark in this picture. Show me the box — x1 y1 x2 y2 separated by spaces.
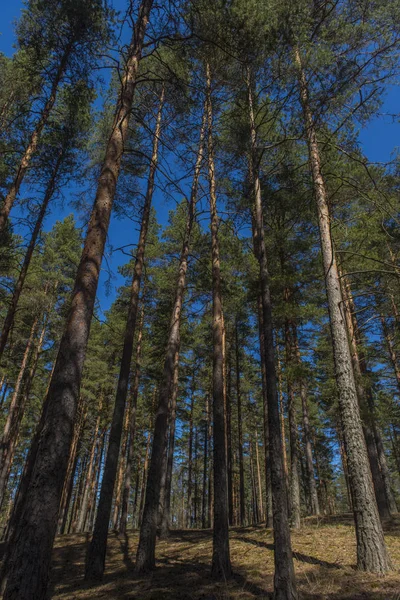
206 64 231 580
135 97 206 572
0 318 38 508
340 271 391 519
291 326 320 516
295 45 391 573
159 351 179 537
3 4 153 596
236 320 246 526
257 294 273 527
285 319 301 529
85 83 163 582
187 370 195 528
119 301 145 534
247 70 297 599
76 407 101 533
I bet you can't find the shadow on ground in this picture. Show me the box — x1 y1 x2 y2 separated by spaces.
28 518 400 599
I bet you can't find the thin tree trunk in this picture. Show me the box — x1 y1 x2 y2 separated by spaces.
226 351 233 525
58 399 87 534
112 399 130 530
77 408 101 533
0 152 63 362
295 46 390 573
3 4 153 595
119 301 145 534
159 351 179 537
236 320 245 526
340 272 391 519
139 431 152 525
291 325 320 516
0 318 38 508
88 429 106 532
381 317 400 393
202 394 209 529
285 319 301 530
257 294 273 527
247 70 297 599
255 428 264 522
135 98 206 572
187 371 195 528
85 83 163 582
0 46 72 236
206 64 231 580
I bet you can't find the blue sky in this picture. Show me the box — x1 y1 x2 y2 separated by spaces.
1 0 400 315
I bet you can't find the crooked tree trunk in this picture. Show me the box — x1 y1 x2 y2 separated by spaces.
119 301 145 534
135 98 206 573
85 84 164 582
3 4 153 597
295 46 391 573
0 152 63 362
247 71 297 599
292 325 320 516
285 319 301 530
206 64 231 580
0 45 71 237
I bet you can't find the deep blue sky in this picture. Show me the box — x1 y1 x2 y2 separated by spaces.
1 0 399 314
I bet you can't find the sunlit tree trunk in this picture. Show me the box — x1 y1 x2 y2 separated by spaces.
247 70 297 599
295 46 391 573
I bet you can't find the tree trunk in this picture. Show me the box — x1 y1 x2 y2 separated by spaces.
58 399 87 534
255 428 264 523
159 351 180 537
0 318 38 508
295 46 391 573
206 64 231 580
187 371 195 528
202 394 209 529
0 46 71 236
236 320 246 526
3 4 153 596
85 83 163 582
0 152 63 362
381 317 400 393
135 97 206 573
226 351 234 525
291 326 320 516
76 408 101 532
257 294 273 527
119 301 145 534
112 398 131 530
285 319 301 530
247 70 297 599
139 430 152 526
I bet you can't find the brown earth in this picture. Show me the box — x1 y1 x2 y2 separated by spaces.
44 515 400 599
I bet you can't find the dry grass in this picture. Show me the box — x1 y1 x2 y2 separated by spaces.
49 515 400 600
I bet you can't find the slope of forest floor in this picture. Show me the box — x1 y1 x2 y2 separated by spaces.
47 515 400 599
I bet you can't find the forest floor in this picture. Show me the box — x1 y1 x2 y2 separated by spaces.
47 515 400 599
